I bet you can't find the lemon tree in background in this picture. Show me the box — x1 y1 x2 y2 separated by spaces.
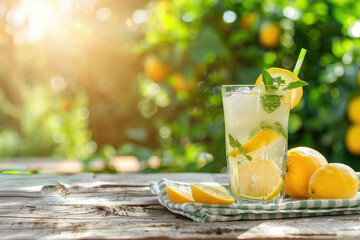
0 0 359 173
135 0 360 172
346 95 360 155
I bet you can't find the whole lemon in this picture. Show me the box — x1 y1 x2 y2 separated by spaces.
240 12 259 31
348 96 360 124
284 147 328 199
345 125 360 155
258 22 281 49
172 73 197 93
308 163 359 199
144 55 171 83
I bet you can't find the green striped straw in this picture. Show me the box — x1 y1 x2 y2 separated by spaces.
293 48 307 76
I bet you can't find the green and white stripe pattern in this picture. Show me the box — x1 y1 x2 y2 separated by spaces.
150 176 360 222
293 48 307 76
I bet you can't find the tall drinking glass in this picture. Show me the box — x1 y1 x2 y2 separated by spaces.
222 85 291 205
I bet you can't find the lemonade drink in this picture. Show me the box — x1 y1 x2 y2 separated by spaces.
222 85 291 204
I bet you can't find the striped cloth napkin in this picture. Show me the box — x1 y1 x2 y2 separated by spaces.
150 177 360 222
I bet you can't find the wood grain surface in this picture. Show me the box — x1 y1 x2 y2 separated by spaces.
0 173 359 240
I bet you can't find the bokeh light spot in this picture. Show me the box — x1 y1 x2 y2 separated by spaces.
87 141 97 154
51 76 67 91
280 19 294 30
96 7 111 21
222 11 237 23
159 126 171 139
281 34 294 48
155 93 171 107
349 20 360 38
182 12 195 22
283 6 301 20
302 12 316 25
264 52 276 64
281 56 294 69
334 64 344 77
133 9 148 24
78 108 90 120
342 54 353 64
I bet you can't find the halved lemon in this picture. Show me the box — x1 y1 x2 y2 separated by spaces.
255 67 303 109
200 182 228 193
231 159 282 200
228 129 281 157
166 185 195 203
191 183 235 205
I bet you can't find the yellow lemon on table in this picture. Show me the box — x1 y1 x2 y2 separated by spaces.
284 147 328 199
308 163 359 199
347 96 360 124
345 125 360 155
166 185 194 204
190 183 234 205
255 68 303 109
231 159 282 201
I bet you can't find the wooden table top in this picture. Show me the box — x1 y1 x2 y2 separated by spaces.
0 172 359 240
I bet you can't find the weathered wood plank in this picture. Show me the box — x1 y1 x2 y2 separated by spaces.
0 173 359 239
0 214 359 239
0 173 228 188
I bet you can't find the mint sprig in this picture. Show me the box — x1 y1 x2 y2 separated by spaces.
261 69 308 113
261 69 281 113
228 133 252 161
283 80 308 90
262 69 278 91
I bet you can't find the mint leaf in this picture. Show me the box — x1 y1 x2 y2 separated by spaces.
262 69 274 85
274 121 287 138
228 133 252 161
261 122 274 130
229 133 240 149
283 80 308 90
275 77 286 87
261 69 281 113
261 95 281 113
262 69 277 91
261 121 287 138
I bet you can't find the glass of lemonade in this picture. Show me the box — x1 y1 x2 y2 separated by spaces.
222 85 291 205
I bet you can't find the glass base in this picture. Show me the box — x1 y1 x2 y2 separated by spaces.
234 196 283 205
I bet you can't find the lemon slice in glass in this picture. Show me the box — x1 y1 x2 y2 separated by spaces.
255 67 302 109
228 129 281 157
231 159 282 200
243 129 281 153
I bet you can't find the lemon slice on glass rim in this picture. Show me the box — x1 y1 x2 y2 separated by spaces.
255 67 303 109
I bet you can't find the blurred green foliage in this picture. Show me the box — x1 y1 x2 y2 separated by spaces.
137 0 360 172
0 0 359 173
